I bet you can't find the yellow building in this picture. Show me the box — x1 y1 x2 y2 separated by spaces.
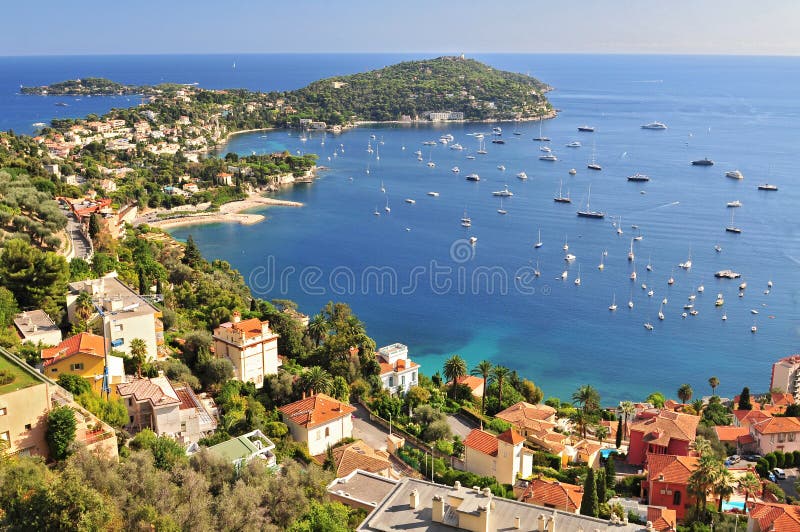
41 333 125 394
213 312 280 389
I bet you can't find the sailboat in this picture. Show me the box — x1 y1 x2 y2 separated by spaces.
587 140 602 171
554 180 572 203
460 209 472 227
658 302 665 320
384 196 391 213
667 268 675 285
534 261 541 277
646 256 653 272
628 289 634 309
628 239 635 262
576 184 605 218
630 258 638 281
598 252 605 271
533 120 550 142
574 265 582 286
380 181 385 194
534 229 543 248
375 145 380 161
477 138 488 155
426 148 435 168
679 249 692 270
497 197 508 215
608 292 617 311
563 236 569 251
365 161 370 175
373 206 380 216
725 209 742 233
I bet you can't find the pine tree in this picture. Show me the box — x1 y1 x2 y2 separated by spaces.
580 468 599 517
88 213 101 242
615 418 623 449
605 456 616 492
181 234 202 267
596 470 607 503
738 387 753 410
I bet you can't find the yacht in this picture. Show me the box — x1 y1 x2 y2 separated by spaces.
569 168 577 175
566 141 582 148
414 150 422 157
405 199 415 204
461 211 472 227
627 173 650 182
422 140 437 146
451 166 460 173
751 324 758 333
726 200 742 208
644 322 654 331
574 265 581 286
587 141 601 170
469 236 478 245
534 229 543 249
449 143 463 150
561 270 569 281
491 139 506 144
540 145 552 153
577 125 595 132
466 155 476 160
725 210 741 233
516 171 528 180
691 158 714 166
726 170 744 180
576 185 605 218
497 165 506 171
539 153 558 162
554 180 571 203
533 121 550 142
492 185 513 197
565 253 576 262
641 121 668 130
427 192 440 197
492 126 502 135
628 239 635 262
466 173 481 182
609 293 617 311
757 183 778 191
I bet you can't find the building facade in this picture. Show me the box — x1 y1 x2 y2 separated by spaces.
771 354 800 400
463 428 532 485
627 410 700 466
642 454 698 521
279 393 355 456
40 332 125 393
376 343 419 395
213 311 279 389
13 310 63 347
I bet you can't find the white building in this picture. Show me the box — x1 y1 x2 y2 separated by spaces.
377 343 419 395
213 312 280 389
13 310 63 347
279 393 355 456
772 354 800 399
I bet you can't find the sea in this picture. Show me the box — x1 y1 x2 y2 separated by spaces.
3 54 799 403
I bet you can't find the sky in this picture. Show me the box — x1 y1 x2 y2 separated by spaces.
3 0 800 56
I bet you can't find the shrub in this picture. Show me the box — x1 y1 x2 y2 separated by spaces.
435 440 454 456
56 373 92 395
765 452 777 470
764 481 786 502
775 451 785 468
0 369 15 386
784 451 795 468
46 405 76 460
756 458 770 477
486 418 511 434
422 420 452 442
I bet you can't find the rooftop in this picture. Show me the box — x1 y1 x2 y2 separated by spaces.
646 507 677 532
41 332 106 366
630 410 700 446
208 432 274 464
215 316 275 340
464 428 524 457
69 273 158 319
496 401 557 428
646 454 699 485
752 416 800 435
0 348 43 395
331 440 394 478
278 393 355 429
327 469 400 510
116 376 180 407
749 502 800 532
518 478 584 513
13 310 61 340
713 425 750 443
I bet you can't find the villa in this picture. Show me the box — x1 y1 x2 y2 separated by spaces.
641 454 699 521
13 310 63 347
627 410 700 466
463 428 533 485
517 478 584 513
749 416 800 455
376 343 419 395
213 311 280 389
279 393 355 456
40 332 126 394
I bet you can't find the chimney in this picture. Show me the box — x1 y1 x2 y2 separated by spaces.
538 514 546 532
32 325 38 333
409 489 419 509
432 495 444 522
546 516 555 532
514 516 521 529
232 311 241 324
454 481 461 492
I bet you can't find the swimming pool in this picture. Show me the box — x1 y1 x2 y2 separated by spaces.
722 501 746 512
600 449 618 460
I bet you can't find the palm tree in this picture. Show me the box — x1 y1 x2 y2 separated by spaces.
443 355 467 398
738 472 761 511
491 365 511 410
619 401 635 439
572 384 600 414
688 453 718 518
307 313 328 347
129 338 148 378
594 423 610 443
74 292 94 331
570 409 589 439
691 399 705 415
708 376 719 396
301 366 333 396
677 383 694 404
713 465 736 512
471 360 493 417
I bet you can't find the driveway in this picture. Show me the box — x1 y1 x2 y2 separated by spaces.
776 467 798 499
66 211 91 260
447 413 479 440
351 403 391 451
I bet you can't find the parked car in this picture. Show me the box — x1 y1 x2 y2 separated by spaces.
768 472 776 482
727 455 741 464
743 454 762 462
773 468 787 480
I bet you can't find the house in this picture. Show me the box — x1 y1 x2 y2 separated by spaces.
747 501 800 531
216 172 234 186
0 347 117 459
452 375 485 399
569 439 603 470
331 439 397 479
771 354 800 400
212 311 280 389
463 428 532 485
356 477 644 532
714 425 754 454
627 410 700 466
734 408 772 428
496 401 558 428
279 393 355 456
66 273 162 360
198 429 276 469
40 332 126 394
13 310 63 347
116 376 217 444
749 416 800 455
327 469 400 513
517 478 583 513
376 343 419 395
642 454 699 521
646 507 677 532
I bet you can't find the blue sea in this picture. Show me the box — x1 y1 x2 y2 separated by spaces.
4 54 799 403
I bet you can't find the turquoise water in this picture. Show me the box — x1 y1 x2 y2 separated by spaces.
2 53 796 404
722 501 746 512
172 55 800 404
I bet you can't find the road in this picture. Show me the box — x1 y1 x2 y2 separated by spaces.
351 403 391 451
65 211 92 260
447 413 479 440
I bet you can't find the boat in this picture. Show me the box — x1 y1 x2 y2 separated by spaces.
563 236 569 251
630 260 638 281
587 141 601 170
449 143 463 150
682 312 688 319
726 200 742 208
691 158 714 166
427 192 439 197
644 322 654 331
533 122 549 142
373 207 380 216
466 154 476 160
451 166 460 173
539 153 558 162
628 239 635 262
726 170 744 180
516 171 528 180
714 244 723 253
55 102 69 107
690 309 699 316
668 268 675 285
32 122 46 128
427 161 436 168
554 180 572 203
422 140 437 146
469 236 478 245
534 261 541 277
566 141 582 148
461 209 471 227
405 199 416 204
725 210 741 233
569 168 577 175
491 139 506 144
662 297 668 305
697 284 704 293
497 197 507 215
564 254 576 262
751 324 758 333
641 121 667 130
492 126 502 135
414 150 422 156
561 270 568 281
739 282 747 290
576 185 605 218
646 256 653 271
609 293 617 311
577 125 595 132
598 252 604 271
477 139 488 155
534 230 543 249
466 173 481 182
757 184 778 191
492 185 513 197
627 173 650 182
648 289 654 297
658 303 665 320
715 295 724 306
678 250 692 270
715 269 741 279
385 197 391 213
574 265 581 286
497 165 506 171
380 181 386 193
768 280 773 288
628 296 634 309
540 146 552 153
722 313 727 321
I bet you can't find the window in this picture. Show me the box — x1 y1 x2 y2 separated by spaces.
778 433 786 443
0 407 6 416
51 368 58 373
0 431 9 442
325 427 330 437
129 416 134 423
401 375 406 386
388 376 394 387
673 491 682 506
113 323 123 332
70 363 84 371
790 433 796 442
24 424 31 431
316 430 322 440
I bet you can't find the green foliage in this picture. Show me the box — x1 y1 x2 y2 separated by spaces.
615 418 623 448
775 450 786 468
486 417 512 434
288 500 352 532
181 234 202 267
756 457 770 477
0 287 19 328
75 392 128 428
646 392 666 408
701 396 732 427
131 429 187 470
765 452 777 470
580 468 599 517
0 238 69 311
46 405 77 461
597 469 607 503
605 457 616 491
738 387 753 410
764 481 785 502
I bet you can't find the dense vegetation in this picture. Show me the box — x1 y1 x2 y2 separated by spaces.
21 77 147 96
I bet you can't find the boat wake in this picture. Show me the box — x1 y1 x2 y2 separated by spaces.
631 79 664 83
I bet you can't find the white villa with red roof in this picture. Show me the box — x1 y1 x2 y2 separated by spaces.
279 393 356 456
376 343 419 395
463 428 533 485
213 311 280 389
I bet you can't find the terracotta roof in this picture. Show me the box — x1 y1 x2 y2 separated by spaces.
497 428 525 445
646 454 699 485
218 317 271 339
331 440 393 478
454 375 485 393
738 433 756 445
752 416 800 435
750 502 800 532
41 332 105 367
378 359 418 376
519 478 583 513
278 393 355 429
734 409 772 427
714 425 750 442
464 429 499 457
771 392 796 407
496 401 557 430
630 410 699 447
116 377 180 407
647 506 677 532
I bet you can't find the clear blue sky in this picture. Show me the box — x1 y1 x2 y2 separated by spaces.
4 0 799 56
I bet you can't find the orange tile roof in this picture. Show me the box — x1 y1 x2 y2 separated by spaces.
520 479 583 512
714 425 750 442
41 332 105 367
332 440 392 478
496 401 557 430
631 410 699 447
771 392 796 407
734 409 772 426
647 506 677 532
464 429 499 457
379 359 418 376
116 377 180 407
278 393 355 429
497 428 525 445
752 416 800 435
454 375 485 392
646 454 699 485
750 502 800 532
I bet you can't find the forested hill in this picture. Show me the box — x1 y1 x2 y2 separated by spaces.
286 56 552 122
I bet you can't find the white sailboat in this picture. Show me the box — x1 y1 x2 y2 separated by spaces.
497 197 507 215
608 292 617 311
658 302 665 320
598 252 605 271
563 236 569 251
373 206 380 216
380 181 385 193
534 261 541 277
630 258 637 281
628 289 634 309
460 209 471 227
384 196 391 213
646 256 653 272
574 265 582 286
628 239 635 262
477 138 488 155
534 229 543 248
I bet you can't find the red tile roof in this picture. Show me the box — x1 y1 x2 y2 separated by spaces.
454 375 485 393
497 428 525 446
378 358 418 376
496 401 557 430
519 479 583 513
218 317 271 339
647 506 677 532
41 332 105 367
734 409 772 427
752 416 800 435
464 429 499 457
714 425 750 443
331 440 392 478
116 377 180 407
630 410 700 447
750 502 800 532
646 454 699 485
278 393 355 429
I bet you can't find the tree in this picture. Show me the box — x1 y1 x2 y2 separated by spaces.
129 338 148 378
443 355 467 399
307 313 328 347
619 400 635 440
200 358 234 390
519 379 544 405
596 470 607 503
713 465 736 512
0 287 19 328
46 405 77 460
738 387 753 410
471 360 493 417
57 373 92 396
88 213 101 242
490 365 511 410
615 418 623 448
709 376 719 396
73 291 94 332
301 366 333 396
701 395 732 427
181 234 202 267
677 383 693 404
573 384 600 414
739 472 761 509
594 423 610 443
580 468 599 517
605 456 616 491
645 392 666 408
